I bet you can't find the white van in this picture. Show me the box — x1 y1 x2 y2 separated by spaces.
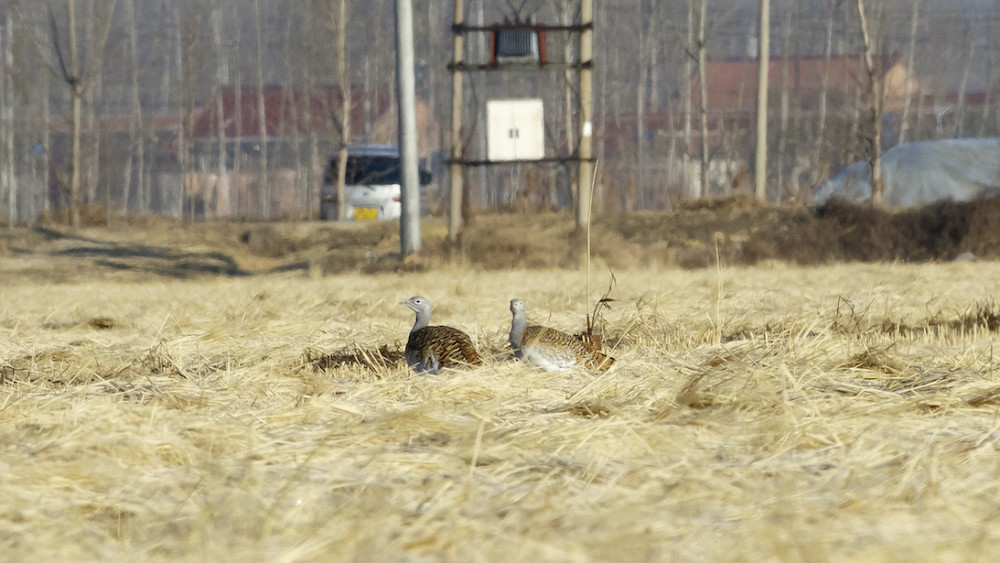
320 144 432 221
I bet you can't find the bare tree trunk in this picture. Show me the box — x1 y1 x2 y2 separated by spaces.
335 0 350 221
666 99 677 207
915 82 926 139
648 4 662 113
635 0 648 212
282 15 304 215
697 0 709 198
980 73 997 137
474 0 488 209
233 22 244 218
856 0 884 205
755 0 770 202
594 1 608 211
648 6 664 208
898 0 919 145
815 0 834 161
253 0 270 217
124 0 143 216
302 5 318 222
212 7 230 219
2 11 15 225
176 6 195 221
558 0 575 210
955 36 974 138
560 0 574 152
54 0 117 229
41 38 51 216
994 11 1000 136
83 0 98 210
304 74 319 222
777 8 791 200
683 0 694 197
68 0 82 228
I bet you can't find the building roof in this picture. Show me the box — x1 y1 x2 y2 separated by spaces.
695 53 903 112
189 84 390 140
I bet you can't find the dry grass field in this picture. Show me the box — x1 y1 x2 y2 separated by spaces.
2 216 1000 561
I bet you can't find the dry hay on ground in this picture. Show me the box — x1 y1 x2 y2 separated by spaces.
2 264 1000 560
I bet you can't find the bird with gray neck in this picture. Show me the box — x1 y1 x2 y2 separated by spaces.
400 296 482 374
509 298 615 372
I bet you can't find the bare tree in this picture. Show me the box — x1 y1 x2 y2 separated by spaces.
682 0 695 197
175 4 200 221
855 0 885 205
40 19 52 218
301 2 322 222
49 0 117 229
334 0 350 221
232 12 244 217
776 7 791 198
897 0 919 145
211 5 229 218
696 0 709 198
980 8 999 137
281 12 305 215
123 0 145 216
633 0 649 212
2 10 15 225
253 0 270 217
555 0 574 152
954 32 975 138
991 4 1000 137
754 0 769 202
556 0 576 210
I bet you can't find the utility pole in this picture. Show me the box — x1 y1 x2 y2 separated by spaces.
395 0 421 255
575 0 593 230
448 0 464 243
755 0 769 201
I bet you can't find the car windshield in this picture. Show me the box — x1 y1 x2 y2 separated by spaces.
330 155 402 186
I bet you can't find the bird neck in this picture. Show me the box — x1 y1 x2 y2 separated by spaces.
510 310 526 348
411 309 431 332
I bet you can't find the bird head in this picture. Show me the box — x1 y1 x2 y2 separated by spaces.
401 296 432 315
510 299 525 315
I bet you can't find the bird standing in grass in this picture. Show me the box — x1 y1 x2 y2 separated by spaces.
401 296 482 374
508 298 615 372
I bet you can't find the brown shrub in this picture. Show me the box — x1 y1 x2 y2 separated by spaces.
239 225 297 258
745 196 1000 265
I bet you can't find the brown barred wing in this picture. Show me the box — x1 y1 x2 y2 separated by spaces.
406 325 482 373
520 326 615 372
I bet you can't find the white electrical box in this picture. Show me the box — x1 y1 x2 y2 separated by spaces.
487 99 545 161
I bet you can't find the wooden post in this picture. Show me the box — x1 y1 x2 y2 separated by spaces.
448 0 464 243
575 0 593 230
